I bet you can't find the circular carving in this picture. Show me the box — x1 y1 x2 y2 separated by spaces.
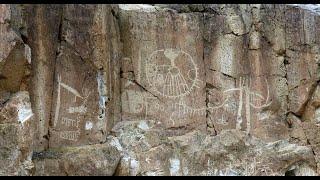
146 49 199 98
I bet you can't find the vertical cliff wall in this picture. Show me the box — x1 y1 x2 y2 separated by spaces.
0 4 320 176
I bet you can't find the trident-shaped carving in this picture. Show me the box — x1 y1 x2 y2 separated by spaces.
168 76 272 134
220 76 272 134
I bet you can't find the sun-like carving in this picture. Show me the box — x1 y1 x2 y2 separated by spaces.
146 49 200 99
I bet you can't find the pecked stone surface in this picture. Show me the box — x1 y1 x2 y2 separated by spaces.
15 4 121 149
113 4 320 176
119 4 207 135
1 4 320 176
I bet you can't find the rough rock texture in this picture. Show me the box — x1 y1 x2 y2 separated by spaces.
0 4 34 176
0 4 31 101
119 4 207 136
20 4 121 150
0 92 34 176
23 4 63 151
1 4 320 176
109 120 317 176
48 4 121 148
32 144 120 176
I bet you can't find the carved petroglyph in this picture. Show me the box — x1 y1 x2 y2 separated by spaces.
60 130 81 142
53 74 93 142
125 49 272 133
60 82 84 102
54 74 91 127
121 90 166 121
124 76 271 133
144 96 163 117
202 77 271 133
216 113 228 126
68 106 87 114
221 77 272 134
168 97 229 125
146 49 202 99
61 117 80 128
53 75 62 128
68 88 91 114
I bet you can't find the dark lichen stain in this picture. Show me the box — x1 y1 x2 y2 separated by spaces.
32 151 62 160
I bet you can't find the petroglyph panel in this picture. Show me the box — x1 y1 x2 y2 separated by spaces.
119 6 289 138
202 8 291 140
49 45 106 148
121 47 206 129
207 75 275 136
119 9 206 132
121 84 207 129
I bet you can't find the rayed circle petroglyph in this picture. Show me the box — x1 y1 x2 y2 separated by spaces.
122 48 275 133
146 49 202 99
131 48 273 134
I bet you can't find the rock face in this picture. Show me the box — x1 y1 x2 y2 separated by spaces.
32 144 120 176
0 4 320 176
0 4 34 176
0 92 34 176
119 4 207 136
110 120 316 176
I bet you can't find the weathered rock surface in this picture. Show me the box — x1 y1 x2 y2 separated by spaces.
0 92 34 176
108 120 317 176
1 4 320 176
0 4 31 98
0 4 34 176
32 144 120 176
22 4 63 151
113 4 320 176
49 4 121 148
119 4 207 135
